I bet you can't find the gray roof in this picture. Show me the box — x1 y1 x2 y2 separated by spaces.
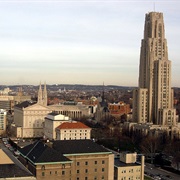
15 101 36 109
19 140 111 165
19 141 71 164
53 140 111 155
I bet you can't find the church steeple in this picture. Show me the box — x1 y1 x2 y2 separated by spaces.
37 82 47 106
38 82 43 104
43 82 47 106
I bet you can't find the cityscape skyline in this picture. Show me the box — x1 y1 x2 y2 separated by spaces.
0 1 180 86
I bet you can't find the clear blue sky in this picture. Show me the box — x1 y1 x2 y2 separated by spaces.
0 0 180 87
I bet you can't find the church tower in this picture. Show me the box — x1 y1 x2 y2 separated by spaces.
133 12 176 126
38 82 47 106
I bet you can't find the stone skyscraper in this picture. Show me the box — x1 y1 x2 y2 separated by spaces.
133 12 176 126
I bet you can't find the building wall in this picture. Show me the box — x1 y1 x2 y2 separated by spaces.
49 104 91 119
44 119 68 140
14 105 52 138
115 165 142 180
56 128 91 140
66 153 114 180
19 152 114 180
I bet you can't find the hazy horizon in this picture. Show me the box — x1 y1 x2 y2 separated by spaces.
0 0 180 86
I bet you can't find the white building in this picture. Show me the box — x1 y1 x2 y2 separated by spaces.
12 83 52 138
0 109 7 135
44 113 70 140
55 121 91 140
13 101 52 138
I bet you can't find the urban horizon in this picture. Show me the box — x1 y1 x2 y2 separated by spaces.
0 1 180 86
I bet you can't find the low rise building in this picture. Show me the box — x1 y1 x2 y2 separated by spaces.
114 152 144 180
55 121 91 140
108 101 131 120
44 113 70 140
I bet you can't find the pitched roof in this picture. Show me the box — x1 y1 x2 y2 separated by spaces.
52 140 111 155
15 101 36 109
19 141 71 164
56 121 90 130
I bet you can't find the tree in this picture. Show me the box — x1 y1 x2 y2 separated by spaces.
140 136 160 164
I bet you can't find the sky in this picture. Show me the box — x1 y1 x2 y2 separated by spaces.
0 0 180 87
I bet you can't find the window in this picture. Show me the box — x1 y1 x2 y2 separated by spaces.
102 160 105 164
62 164 65 169
94 168 97 172
94 161 97 164
50 171 51 175
42 172 45 176
62 171 65 175
85 169 88 173
77 162 80 166
102 168 105 172
55 171 57 175
85 177 88 180
85 161 88 165
77 170 80 173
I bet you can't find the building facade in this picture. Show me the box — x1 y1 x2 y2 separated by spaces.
49 101 91 119
55 121 91 140
108 101 131 120
12 83 52 138
44 113 70 140
133 12 176 126
114 152 144 180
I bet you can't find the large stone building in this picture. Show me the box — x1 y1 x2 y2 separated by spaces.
18 140 114 180
133 12 177 126
49 101 92 119
12 83 52 138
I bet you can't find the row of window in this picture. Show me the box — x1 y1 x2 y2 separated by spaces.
77 168 105 173
77 160 105 166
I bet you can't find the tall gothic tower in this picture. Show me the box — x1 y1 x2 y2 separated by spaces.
133 12 176 126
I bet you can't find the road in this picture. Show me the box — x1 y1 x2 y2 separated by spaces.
145 163 180 180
